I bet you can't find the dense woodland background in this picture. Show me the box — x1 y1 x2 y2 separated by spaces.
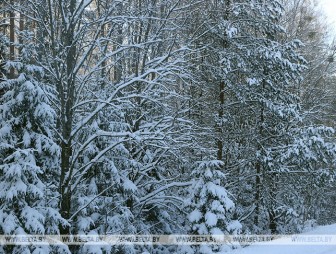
1 0 336 253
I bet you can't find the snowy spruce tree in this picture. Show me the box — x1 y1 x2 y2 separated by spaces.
0 32 68 253
182 160 241 254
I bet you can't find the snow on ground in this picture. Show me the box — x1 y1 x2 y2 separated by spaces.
231 224 336 254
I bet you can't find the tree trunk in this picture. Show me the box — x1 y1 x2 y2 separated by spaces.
217 81 225 160
9 0 15 78
58 0 77 235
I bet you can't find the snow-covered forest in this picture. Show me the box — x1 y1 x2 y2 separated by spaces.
0 0 336 253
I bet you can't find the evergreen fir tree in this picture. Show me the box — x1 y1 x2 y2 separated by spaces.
185 160 241 254
0 31 69 253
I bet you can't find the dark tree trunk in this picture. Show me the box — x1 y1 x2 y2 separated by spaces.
9 0 15 78
217 81 225 160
